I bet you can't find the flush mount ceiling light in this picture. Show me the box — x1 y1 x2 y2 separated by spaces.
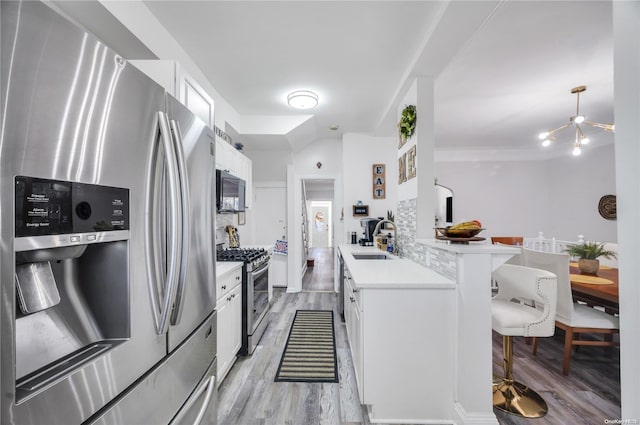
287 90 318 109
538 85 614 156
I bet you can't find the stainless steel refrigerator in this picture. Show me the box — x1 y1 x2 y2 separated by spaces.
1 2 217 424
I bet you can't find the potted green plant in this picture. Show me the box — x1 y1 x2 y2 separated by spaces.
564 241 617 275
398 105 416 146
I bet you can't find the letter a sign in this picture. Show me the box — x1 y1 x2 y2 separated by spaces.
373 164 385 199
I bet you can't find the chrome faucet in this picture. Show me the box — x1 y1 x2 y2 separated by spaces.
373 219 398 255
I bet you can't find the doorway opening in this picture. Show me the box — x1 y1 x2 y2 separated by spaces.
310 201 332 248
302 180 334 292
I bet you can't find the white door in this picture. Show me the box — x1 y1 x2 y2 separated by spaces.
310 202 331 248
253 186 287 245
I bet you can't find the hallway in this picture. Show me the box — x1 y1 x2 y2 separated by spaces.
302 247 334 292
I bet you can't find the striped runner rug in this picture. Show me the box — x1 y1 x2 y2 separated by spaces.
274 310 338 383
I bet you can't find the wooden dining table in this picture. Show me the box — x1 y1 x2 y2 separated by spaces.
569 264 619 314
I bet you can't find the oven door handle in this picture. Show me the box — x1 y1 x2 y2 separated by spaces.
250 261 269 278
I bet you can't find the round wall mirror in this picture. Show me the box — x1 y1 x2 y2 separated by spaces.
435 183 454 227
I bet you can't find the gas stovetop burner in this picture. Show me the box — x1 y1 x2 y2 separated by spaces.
216 248 269 269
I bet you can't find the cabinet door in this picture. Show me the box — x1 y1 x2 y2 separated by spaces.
239 155 252 208
216 271 230 300
344 272 364 403
216 298 231 384
130 60 214 128
352 303 364 402
215 140 238 176
178 70 214 128
129 60 177 94
230 284 242 356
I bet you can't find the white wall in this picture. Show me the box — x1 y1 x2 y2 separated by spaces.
435 143 617 242
306 187 334 201
614 2 640 418
244 149 292 182
397 81 418 201
342 133 399 242
546 145 617 241
293 137 342 175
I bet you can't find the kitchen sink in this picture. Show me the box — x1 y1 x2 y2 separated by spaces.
352 253 392 260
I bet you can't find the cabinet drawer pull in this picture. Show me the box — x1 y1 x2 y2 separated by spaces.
350 296 355 303
222 285 227 290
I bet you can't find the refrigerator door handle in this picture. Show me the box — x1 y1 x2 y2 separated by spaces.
169 375 216 425
168 119 191 326
146 111 182 335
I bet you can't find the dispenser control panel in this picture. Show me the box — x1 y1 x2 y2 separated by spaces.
15 176 130 237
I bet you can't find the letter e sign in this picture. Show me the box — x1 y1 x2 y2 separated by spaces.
373 164 385 199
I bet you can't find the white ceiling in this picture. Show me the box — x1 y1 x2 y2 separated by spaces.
140 0 613 155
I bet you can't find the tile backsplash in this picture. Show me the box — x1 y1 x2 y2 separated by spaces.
396 198 457 281
216 213 234 247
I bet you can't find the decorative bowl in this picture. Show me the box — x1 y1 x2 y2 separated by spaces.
435 227 484 238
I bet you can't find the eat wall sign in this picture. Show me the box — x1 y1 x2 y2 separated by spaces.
373 164 385 199
398 145 416 184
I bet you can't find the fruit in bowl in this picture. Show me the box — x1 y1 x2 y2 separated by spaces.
435 220 484 238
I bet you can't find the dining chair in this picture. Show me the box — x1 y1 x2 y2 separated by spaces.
521 248 619 375
491 236 524 246
492 264 558 418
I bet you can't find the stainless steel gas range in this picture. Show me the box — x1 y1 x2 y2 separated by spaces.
217 248 271 355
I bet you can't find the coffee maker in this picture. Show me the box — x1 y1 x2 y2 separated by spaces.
359 218 382 246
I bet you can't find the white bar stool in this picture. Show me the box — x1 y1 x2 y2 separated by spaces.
491 264 558 418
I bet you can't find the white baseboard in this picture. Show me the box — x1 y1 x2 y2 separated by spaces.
453 402 499 425
366 405 455 424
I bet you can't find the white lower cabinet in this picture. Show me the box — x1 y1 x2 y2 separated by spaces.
343 270 363 401
342 262 455 423
216 266 243 386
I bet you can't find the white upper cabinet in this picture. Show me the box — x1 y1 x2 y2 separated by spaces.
215 139 252 209
130 60 251 208
129 60 214 128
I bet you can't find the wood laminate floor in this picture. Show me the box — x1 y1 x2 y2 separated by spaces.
217 290 371 425
302 247 334 292
218 291 621 425
492 330 621 425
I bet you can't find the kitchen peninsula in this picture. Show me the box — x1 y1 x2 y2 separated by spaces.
338 241 519 424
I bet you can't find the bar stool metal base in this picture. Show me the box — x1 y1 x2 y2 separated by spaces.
493 335 548 418
492 378 548 418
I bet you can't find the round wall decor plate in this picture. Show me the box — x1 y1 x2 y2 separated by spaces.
598 195 617 220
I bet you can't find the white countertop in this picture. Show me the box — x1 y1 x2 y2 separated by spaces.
418 238 521 255
216 261 243 278
339 244 454 289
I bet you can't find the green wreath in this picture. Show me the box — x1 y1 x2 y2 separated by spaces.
399 105 416 140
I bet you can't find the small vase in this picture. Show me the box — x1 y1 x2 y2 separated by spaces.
578 258 600 275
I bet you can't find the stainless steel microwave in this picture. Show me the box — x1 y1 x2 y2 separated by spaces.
216 169 246 213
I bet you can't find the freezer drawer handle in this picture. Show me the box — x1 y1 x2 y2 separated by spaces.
169 375 216 425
